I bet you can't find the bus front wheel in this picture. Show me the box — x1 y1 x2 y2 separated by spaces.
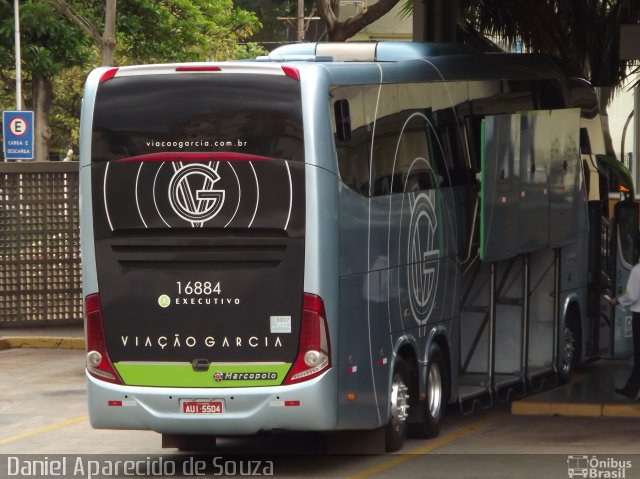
385 357 411 452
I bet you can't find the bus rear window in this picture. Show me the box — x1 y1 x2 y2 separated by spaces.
91 73 303 163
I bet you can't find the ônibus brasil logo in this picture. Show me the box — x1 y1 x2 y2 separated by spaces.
168 163 225 227
567 455 632 478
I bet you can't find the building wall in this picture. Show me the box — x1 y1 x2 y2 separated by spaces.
339 1 412 40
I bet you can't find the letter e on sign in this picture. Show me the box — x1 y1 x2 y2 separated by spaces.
9 117 28 136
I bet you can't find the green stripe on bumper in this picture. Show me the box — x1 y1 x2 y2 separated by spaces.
115 363 292 387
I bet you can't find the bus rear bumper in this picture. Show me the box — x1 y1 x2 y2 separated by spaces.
86 369 337 435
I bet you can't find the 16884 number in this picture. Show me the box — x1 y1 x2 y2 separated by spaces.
176 281 221 295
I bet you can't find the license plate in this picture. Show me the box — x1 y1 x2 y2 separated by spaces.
180 399 224 415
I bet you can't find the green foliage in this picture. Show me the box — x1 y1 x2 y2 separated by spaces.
50 65 86 156
0 0 265 158
397 0 640 93
235 0 316 46
458 0 640 90
398 0 413 20
114 0 263 62
0 0 92 79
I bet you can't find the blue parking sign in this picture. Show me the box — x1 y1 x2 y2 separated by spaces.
3 110 34 160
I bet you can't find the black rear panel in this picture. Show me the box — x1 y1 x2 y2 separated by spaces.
90 72 305 367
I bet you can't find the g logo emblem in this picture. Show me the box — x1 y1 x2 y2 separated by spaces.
168 163 225 226
407 193 440 326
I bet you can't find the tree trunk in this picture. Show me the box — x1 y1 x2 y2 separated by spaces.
32 74 53 162
317 0 401 42
425 0 458 42
102 0 117 66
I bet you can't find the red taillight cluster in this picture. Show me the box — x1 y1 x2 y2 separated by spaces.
281 66 300 81
99 68 119 84
283 294 331 384
85 294 123 385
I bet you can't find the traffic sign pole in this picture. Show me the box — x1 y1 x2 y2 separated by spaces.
14 0 22 110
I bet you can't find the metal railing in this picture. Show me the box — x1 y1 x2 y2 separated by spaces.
0 162 82 327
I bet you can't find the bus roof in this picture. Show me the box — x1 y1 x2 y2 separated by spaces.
265 42 566 84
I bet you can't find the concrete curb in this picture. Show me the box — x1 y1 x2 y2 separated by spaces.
512 400 640 418
0 336 85 351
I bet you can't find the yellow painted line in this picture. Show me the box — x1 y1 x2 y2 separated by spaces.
0 415 88 446
512 401 602 417
346 416 494 479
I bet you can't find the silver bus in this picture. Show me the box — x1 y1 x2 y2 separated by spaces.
80 42 607 451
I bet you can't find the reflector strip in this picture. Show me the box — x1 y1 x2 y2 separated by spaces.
269 400 301 408
116 152 274 163
107 399 136 407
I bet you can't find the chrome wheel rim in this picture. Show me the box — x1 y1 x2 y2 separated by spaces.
560 327 575 376
428 362 442 418
390 373 410 431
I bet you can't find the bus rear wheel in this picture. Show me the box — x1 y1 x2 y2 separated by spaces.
385 357 411 452
558 325 578 383
409 343 448 439
559 307 581 384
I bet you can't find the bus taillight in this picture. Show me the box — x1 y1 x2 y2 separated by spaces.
284 294 331 384
99 68 119 84
85 294 123 385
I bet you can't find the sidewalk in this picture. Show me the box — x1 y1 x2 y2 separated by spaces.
512 359 640 418
0 324 85 350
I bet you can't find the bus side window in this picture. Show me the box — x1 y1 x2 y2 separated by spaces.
370 84 403 196
332 87 371 196
531 78 566 109
580 127 592 155
432 108 468 186
371 84 442 196
398 113 440 192
464 116 483 174
430 82 472 186
503 79 535 112
335 99 352 142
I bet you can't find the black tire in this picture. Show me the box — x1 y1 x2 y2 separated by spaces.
161 434 216 451
385 357 412 452
409 343 448 439
558 320 580 383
